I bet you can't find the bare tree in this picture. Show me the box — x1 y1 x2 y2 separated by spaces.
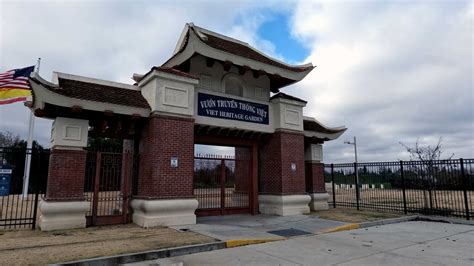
400 137 454 162
0 131 20 147
399 137 454 212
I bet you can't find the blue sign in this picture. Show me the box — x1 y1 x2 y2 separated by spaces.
0 166 12 196
197 93 269 125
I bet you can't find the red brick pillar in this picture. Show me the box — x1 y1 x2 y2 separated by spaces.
258 131 310 215
136 115 194 199
305 163 325 194
234 147 250 193
38 117 90 231
45 149 87 201
305 144 329 210
131 114 198 227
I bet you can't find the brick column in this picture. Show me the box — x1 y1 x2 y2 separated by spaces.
38 117 89 231
234 147 250 194
131 114 198 227
258 131 310 215
305 163 325 194
305 144 329 210
45 149 87 201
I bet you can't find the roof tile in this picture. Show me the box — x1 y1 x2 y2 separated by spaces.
53 78 150 109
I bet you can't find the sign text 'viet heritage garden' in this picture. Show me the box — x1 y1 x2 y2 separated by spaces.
198 93 269 124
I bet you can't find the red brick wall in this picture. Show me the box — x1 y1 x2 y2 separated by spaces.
305 162 326 193
137 114 194 199
259 131 306 195
45 149 87 201
234 147 250 193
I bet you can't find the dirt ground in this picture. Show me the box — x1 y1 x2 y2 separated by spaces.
0 224 214 265
327 188 473 213
311 207 405 223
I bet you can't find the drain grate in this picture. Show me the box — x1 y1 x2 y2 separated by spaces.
267 228 312 237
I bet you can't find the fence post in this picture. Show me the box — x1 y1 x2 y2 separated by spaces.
354 162 360 210
400 161 408 214
31 149 40 230
331 164 336 208
460 158 470 220
32 180 40 230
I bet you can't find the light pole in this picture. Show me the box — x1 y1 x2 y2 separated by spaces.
344 136 358 165
344 136 360 207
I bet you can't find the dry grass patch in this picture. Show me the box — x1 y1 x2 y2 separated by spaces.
312 208 405 223
0 224 215 265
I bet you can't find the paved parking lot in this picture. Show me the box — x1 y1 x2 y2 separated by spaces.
130 221 474 266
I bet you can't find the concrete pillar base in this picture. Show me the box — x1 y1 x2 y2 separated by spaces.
309 192 329 211
38 200 89 231
131 198 198 228
258 194 311 216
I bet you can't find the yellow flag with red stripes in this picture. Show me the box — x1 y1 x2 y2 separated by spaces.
0 66 34 105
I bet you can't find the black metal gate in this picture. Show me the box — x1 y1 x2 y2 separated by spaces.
194 154 251 216
84 151 135 226
0 147 49 230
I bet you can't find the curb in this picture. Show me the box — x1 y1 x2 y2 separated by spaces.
321 223 360 233
319 214 472 235
320 215 419 234
225 237 285 248
56 242 226 266
56 215 473 265
358 215 418 228
416 215 474 226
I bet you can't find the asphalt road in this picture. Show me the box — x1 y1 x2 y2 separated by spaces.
128 221 474 266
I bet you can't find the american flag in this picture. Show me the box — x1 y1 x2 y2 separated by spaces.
0 66 35 105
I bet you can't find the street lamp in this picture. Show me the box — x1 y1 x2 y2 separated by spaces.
344 136 360 207
344 136 358 164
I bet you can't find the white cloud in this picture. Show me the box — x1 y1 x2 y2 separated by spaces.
0 0 472 164
290 0 473 162
0 0 285 147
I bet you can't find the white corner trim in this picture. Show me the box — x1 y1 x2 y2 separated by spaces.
270 97 306 107
138 69 199 88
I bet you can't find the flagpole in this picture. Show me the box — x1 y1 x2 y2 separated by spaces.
21 58 40 199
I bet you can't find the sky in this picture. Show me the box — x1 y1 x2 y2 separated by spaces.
0 0 472 163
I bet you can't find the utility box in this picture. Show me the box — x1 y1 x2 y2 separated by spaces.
0 166 12 196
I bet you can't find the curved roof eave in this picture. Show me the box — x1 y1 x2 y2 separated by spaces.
163 23 315 84
303 116 347 141
29 72 150 118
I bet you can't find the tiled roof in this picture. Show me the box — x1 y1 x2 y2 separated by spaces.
270 92 307 104
50 78 150 109
197 29 313 73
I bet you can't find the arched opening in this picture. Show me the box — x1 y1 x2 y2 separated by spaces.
223 75 244 97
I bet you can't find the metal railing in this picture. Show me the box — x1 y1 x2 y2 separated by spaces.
325 159 473 220
0 147 49 229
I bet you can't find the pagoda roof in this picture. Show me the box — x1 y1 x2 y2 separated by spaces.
162 23 315 92
303 116 347 142
29 72 150 118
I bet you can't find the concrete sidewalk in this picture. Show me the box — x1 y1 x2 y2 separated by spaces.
171 214 347 241
132 221 474 265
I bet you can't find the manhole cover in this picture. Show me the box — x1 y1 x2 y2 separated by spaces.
267 228 312 237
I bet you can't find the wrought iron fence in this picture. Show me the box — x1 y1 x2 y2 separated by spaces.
325 159 473 220
0 147 49 230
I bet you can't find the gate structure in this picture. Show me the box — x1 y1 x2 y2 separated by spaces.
84 151 135 226
194 153 251 216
